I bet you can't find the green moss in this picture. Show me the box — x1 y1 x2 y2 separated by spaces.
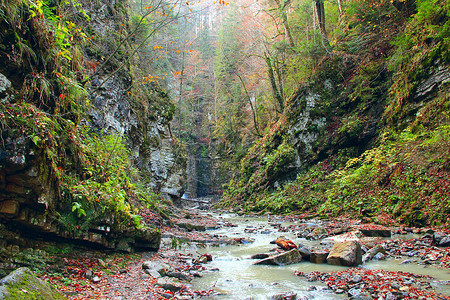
2 268 66 300
219 0 449 228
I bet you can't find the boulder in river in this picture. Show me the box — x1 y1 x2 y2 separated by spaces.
359 229 391 237
327 241 362 266
0 267 66 300
310 250 329 264
298 246 312 261
269 291 297 300
254 249 302 266
251 253 270 259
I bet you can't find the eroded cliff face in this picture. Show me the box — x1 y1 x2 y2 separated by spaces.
85 0 186 200
0 0 185 252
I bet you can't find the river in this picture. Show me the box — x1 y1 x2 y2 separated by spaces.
185 212 450 299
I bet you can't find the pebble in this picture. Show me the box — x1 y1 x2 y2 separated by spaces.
385 291 396 300
401 259 412 264
373 252 386 260
84 269 94 279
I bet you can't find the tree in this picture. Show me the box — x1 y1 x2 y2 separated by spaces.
315 0 327 38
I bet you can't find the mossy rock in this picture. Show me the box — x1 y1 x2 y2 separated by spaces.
0 267 66 299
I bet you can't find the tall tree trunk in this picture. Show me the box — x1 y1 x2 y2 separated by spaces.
281 12 295 48
337 0 343 16
264 53 284 112
178 50 186 136
274 0 295 48
315 0 327 38
235 72 262 137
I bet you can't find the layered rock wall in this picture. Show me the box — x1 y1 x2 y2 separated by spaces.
0 0 185 251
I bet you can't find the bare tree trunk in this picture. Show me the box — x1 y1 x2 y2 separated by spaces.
235 72 262 137
281 12 295 48
337 0 343 16
178 49 186 136
274 0 295 48
315 0 327 38
265 53 284 113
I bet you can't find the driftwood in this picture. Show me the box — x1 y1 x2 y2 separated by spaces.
275 237 297 251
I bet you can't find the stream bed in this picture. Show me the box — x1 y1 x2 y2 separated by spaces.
187 213 450 299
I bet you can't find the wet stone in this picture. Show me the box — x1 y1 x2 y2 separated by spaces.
251 253 270 259
310 250 329 264
254 249 302 266
327 241 362 266
269 292 297 300
438 236 450 247
351 275 362 283
156 278 183 292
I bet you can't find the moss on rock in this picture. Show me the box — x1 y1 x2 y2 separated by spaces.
0 267 66 300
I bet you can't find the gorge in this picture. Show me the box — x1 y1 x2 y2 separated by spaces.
0 0 449 298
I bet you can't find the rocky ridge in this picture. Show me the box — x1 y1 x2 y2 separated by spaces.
0 0 185 253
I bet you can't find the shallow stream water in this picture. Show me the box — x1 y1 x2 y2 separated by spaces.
187 213 450 299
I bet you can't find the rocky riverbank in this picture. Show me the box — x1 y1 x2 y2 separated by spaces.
0 208 449 299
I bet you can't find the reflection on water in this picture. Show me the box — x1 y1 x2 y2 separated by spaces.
188 213 450 299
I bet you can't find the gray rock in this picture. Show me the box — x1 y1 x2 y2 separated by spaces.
438 236 450 247
98 259 107 268
385 291 397 300
401 259 412 264
373 252 386 260
415 66 450 99
359 229 391 237
0 267 66 300
142 261 170 278
254 249 302 266
0 73 11 97
298 246 312 260
433 232 446 244
269 292 297 300
84 269 94 279
156 278 183 292
251 253 270 259
310 250 329 264
164 271 190 281
347 288 371 300
327 241 362 266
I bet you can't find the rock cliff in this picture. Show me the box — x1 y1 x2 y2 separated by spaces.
0 0 186 251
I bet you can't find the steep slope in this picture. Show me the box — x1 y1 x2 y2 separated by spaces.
0 0 186 251
221 0 449 228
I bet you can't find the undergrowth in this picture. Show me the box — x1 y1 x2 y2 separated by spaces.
220 0 450 228
0 0 169 237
